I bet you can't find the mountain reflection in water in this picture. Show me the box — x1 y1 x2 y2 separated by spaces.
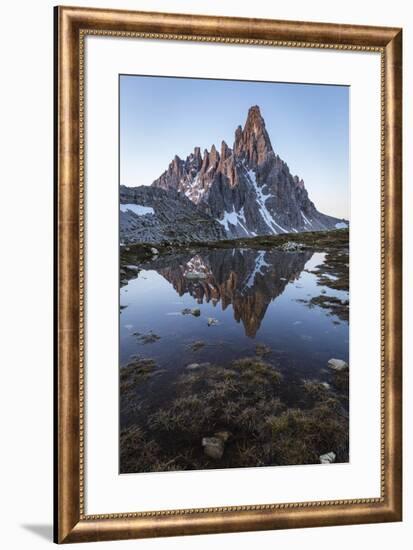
119 245 349 473
151 248 312 337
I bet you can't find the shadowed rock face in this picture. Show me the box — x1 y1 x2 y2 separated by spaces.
137 248 312 338
120 185 226 244
151 106 346 238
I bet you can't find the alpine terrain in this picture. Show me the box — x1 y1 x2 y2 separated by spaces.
120 105 347 244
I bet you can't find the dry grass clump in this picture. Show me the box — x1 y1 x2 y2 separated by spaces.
301 379 331 405
120 424 161 473
332 369 349 393
256 399 348 465
120 357 157 393
149 394 214 435
119 357 158 416
187 340 205 352
120 424 202 473
255 343 272 357
134 331 161 344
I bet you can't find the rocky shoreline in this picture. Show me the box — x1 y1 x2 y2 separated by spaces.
121 228 349 265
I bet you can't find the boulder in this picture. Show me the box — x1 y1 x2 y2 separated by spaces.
202 437 225 460
281 241 304 252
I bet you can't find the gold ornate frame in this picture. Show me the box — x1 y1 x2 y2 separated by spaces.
54 5 402 543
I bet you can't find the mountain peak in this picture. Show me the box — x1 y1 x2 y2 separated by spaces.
151 105 343 237
245 105 265 130
246 104 263 121
234 105 273 165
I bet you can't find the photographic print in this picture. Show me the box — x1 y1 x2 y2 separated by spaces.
55 9 403 542
119 75 349 474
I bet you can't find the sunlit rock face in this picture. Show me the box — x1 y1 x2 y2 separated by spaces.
138 248 312 338
151 105 346 238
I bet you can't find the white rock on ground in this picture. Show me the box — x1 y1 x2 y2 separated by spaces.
327 358 348 371
202 437 225 459
319 451 336 464
186 363 200 370
186 362 211 370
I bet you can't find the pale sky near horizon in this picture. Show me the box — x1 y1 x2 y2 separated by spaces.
120 75 349 219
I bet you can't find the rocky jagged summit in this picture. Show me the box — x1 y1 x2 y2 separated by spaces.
152 105 347 238
233 105 273 166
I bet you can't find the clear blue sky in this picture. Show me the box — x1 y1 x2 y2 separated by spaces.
120 75 349 219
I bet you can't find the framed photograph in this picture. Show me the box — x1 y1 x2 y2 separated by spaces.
54 6 402 543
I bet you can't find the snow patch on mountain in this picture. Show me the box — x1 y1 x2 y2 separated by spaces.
335 222 348 229
301 210 311 226
245 166 287 234
217 207 249 235
120 203 154 216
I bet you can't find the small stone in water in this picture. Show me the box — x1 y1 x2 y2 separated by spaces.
207 318 219 327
